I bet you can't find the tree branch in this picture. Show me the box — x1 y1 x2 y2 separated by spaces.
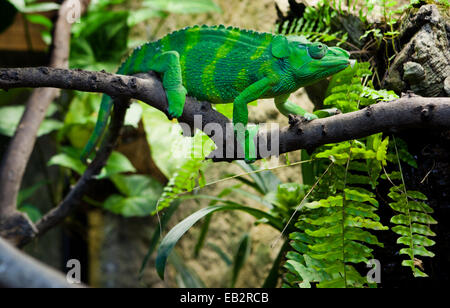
0 236 85 287
0 0 90 245
1 66 449 244
1 67 449 161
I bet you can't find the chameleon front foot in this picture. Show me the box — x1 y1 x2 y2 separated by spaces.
166 87 187 119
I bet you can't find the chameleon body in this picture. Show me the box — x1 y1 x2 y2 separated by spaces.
82 25 351 162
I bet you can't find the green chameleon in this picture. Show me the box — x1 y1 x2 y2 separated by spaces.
82 25 351 163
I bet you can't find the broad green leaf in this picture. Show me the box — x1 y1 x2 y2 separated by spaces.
345 216 387 230
302 211 342 225
344 188 378 207
48 148 136 179
70 10 129 70
141 104 214 178
37 119 64 136
345 203 380 221
344 227 384 247
289 232 314 244
306 224 343 237
25 14 52 29
397 235 435 247
411 223 436 237
285 260 319 287
407 190 428 200
376 136 389 165
103 195 157 217
400 246 435 258
103 174 163 217
22 2 60 13
0 105 62 137
123 102 143 128
391 214 410 225
410 212 437 224
8 0 59 12
144 0 221 14
214 103 233 119
305 195 343 209
48 152 86 175
408 201 433 214
127 8 166 27
110 174 162 197
96 152 136 179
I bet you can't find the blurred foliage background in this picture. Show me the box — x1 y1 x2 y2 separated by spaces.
0 0 449 288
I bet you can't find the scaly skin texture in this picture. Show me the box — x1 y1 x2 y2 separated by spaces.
81 25 351 163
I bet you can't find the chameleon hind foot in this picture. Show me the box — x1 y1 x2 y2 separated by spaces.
235 124 259 164
302 111 318 121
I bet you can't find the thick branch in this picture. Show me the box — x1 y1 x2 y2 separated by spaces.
0 236 85 287
1 67 449 162
0 1 89 245
267 94 450 158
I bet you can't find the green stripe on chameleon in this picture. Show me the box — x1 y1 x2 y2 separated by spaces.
132 43 149 72
184 30 226 101
202 29 241 101
234 68 251 91
180 27 200 87
257 61 273 78
250 33 272 60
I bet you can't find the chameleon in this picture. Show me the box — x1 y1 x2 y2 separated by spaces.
81 25 351 163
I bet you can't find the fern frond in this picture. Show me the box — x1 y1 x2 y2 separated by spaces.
155 133 214 212
277 1 348 45
387 182 437 277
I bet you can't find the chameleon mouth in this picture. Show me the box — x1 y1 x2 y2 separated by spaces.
349 59 356 68
319 57 351 68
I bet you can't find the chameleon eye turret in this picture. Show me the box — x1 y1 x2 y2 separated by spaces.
308 42 328 59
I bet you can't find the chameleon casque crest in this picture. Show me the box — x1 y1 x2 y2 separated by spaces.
82 25 351 162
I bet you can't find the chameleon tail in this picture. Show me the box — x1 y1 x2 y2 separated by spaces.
80 94 113 162
80 45 151 162
80 42 162 162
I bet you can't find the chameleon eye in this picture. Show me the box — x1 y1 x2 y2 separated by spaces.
308 43 328 59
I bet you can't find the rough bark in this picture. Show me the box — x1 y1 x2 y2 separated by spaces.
382 4 450 97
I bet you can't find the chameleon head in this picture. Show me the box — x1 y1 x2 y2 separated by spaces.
271 35 351 87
